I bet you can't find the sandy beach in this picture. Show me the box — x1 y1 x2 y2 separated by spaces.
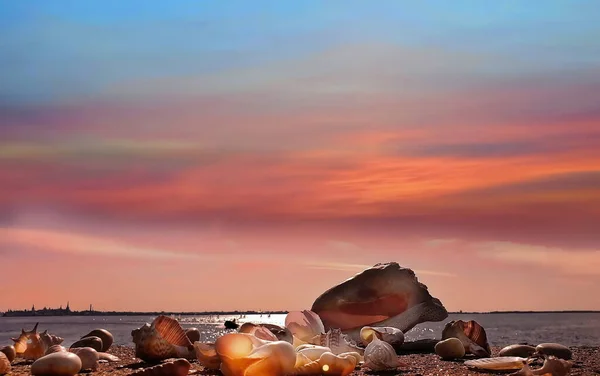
5 345 599 376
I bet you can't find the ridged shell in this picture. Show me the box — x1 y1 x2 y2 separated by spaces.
0 346 16 363
24 332 46 361
129 358 191 376
465 356 527 371
193 342 221 370
31 352 83 376
11 322 39 354
0 352 10 376
70 336 103 352
215 333 296 376
442 320 491 357
69 347 99 371
131 315 194 363
363 337 399 371
309 329 364 356
81 329 114 352
360 326 404 347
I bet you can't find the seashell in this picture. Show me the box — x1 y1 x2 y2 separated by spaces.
215 333 296 376
293 351 357 376
185 327 201 343
24 331 47 360
0 346 16 363
69 347 99 371
442 320 491 357
434 338 465 360
499 344 537 358
98 352 120 362
129 358 191 376
239 322 279 341
360 326 404 347
31 352 82 376
11 322 40 355
193 342 221 370
81 329 113 351
465 356 527 371
311 262 448 343
510 356 573 376
285 310 325 343
40 331 64 349
0 352 10 376
131 315 194 363
46 345 67 355
535 343 572 360
296 345 332 362
70 336 103 352
309 328 364 356
363 336 399 371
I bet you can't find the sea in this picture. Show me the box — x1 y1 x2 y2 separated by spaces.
1 312 599 348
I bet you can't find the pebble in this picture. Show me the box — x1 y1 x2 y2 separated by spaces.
70 336 103 352
536 343 572 360
435 338 466 360
498 344 536 358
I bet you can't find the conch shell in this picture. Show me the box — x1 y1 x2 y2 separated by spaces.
363 336 400 371
360 326 404 347
69 347 99 371
81 329 113 352
194 342 221 370
40 331 64 349
31 352 82 376
510 356 573 376
0 352 10 376
239 323 279 341
0 346 15 363
11 322 39 355
215 333 296 376
310 329 364 356
442 320 491 358
129 358 191 376
23 330 46 360
311 262 448 342
131 315 194 363
293 351 358 376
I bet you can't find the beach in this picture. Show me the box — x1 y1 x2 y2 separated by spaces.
5 345 600 376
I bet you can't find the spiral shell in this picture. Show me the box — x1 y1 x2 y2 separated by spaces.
360 326 404 347
11 322 39 355
129 358 191 376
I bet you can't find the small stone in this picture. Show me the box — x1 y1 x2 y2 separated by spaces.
70 336 103 352
498 344 537 358
435 338 466 360
536 343 572 360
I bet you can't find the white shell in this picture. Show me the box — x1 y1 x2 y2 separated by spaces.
465 356 527 371
363 337 399 371
285 311 325 343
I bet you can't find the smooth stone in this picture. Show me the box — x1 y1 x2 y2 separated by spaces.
0 352 10 375
536 343 572 360
185 328 201 343
397 339 438 353
0 346 16 363
70 336 103 352
81 329 113 352
31 352 82 376
498 344 536 358
435 338 466 360
69 347 99 371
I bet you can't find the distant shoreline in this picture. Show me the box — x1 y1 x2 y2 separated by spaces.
2 310 599 317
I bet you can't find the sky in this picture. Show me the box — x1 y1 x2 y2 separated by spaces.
1 1 600 313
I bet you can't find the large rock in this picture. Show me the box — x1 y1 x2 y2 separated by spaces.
311 262 448 341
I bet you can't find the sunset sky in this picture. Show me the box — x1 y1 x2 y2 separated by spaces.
1 1 599 313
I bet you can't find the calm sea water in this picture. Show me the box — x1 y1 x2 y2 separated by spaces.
1 313 599 348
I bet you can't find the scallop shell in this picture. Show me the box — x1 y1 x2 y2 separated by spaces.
46 345 67 355
129 358 191 376
0 346 16 363
442 320 491 358
239 323 279 341
131 315 194 363
215 333 296 376
0 352 10 376
309 329 364 356
193 342 221 370
69 347 99 371
465 356 527 371
360 326 404 347
31 352 82 376
81 329 114 352
510 356 573 376
292 351 357 376
11 322 39 355
363 337 399 371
